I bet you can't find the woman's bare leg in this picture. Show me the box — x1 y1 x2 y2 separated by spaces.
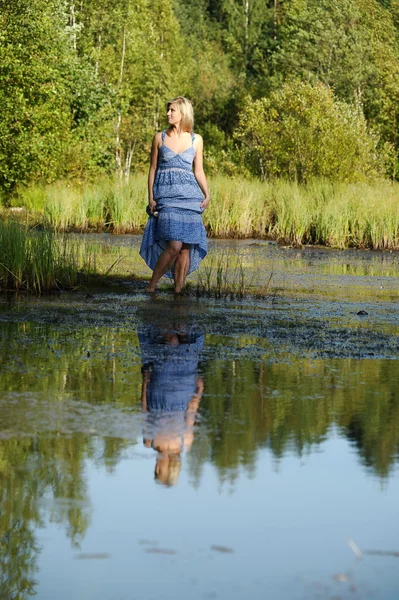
174 244 190 293
145 241 182 292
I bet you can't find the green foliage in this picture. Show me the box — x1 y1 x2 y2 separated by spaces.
0 220 95 293
76 0 194 174
274 0 399 147
235 81 386 182
0 0 73 191
2 0 399 192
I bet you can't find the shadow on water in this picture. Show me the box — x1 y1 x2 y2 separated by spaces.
0 295 399 598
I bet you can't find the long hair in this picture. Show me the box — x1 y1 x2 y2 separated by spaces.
166 96 194 133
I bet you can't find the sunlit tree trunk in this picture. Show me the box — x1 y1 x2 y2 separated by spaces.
115 112 122 176
244 0 249 71
124 141 136 182
115 25 126 178
119 24 126 86
95 31 102 77
70 3 77 51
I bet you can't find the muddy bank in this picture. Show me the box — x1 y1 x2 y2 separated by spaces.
1 287 398 361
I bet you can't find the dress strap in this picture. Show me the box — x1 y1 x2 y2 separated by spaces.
161 130 166 143
191 131 195 145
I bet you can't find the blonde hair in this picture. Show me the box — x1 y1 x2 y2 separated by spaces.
167 96 194 133
154 453 182 487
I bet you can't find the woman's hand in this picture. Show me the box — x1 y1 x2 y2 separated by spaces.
200 196 210 210
148 199 157 214
193 135 210 209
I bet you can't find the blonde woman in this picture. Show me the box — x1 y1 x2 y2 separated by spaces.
140 96 210 293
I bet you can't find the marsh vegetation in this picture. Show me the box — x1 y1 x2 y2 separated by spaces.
6 176 399 250
0 221 95 293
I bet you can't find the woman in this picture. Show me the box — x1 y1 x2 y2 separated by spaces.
139 96 210 293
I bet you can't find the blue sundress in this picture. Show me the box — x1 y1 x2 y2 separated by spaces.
139 130 208 279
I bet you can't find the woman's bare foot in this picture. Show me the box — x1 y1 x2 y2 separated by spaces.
144 285 156 293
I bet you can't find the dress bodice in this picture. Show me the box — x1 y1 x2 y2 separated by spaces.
157 131 196 170
153 130 203 204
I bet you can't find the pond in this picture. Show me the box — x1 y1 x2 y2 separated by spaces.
0 237 399 600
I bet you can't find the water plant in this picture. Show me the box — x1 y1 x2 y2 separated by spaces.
9 175 399 250
194 251 273 299
0 220 96 294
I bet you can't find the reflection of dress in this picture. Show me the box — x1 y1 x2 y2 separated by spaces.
139 130 208 279
139 326 204 444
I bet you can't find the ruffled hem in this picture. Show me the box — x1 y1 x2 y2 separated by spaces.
139 208 207 279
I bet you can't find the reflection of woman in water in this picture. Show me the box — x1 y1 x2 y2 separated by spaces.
139 324 204 486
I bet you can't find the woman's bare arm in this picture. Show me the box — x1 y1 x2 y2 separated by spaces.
183 376 204 452
193 135 210 210
148 133 161 213
141 369 151 412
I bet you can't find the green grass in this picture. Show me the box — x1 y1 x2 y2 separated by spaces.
207 177 399 248
0 221 97 294
6 175 399 249
193 251 273 299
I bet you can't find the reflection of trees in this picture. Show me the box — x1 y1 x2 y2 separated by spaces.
188 357 399 483
0 322 142 599
1 323 399 484
0 432 132 599
1 320 399 596
1 323 398 484
0 439 39 599
334 359 399 477
0 322 142 405
0 434 93 598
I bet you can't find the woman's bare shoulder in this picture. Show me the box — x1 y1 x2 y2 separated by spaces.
193 133 204 151
193 132 204 148
151 131 163 149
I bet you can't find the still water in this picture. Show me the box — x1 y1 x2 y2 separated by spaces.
1 241 399 599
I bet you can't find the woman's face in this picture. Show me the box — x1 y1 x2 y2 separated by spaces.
167 103 182 126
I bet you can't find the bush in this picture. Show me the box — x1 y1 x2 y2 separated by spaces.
234 81 387 182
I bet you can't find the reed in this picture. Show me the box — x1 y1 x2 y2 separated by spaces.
10 175 399 249
107 176 147 233
12 175 149 233
0 221 96 294
206 177 399 249
194 251 272 298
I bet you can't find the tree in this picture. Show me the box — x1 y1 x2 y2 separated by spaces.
0 0 73 193
74 0 194 178
235 81 386 181
273 0 399 150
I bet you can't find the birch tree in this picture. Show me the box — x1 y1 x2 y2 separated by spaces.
0 0 72 192
274 0 399 150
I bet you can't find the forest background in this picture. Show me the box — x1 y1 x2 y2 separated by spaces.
2 0 399 248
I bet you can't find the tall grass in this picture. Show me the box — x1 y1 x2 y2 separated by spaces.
206 177 399 248
10 175 399 249
12 176 148 233
0 221 96 294
195 251 273 298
